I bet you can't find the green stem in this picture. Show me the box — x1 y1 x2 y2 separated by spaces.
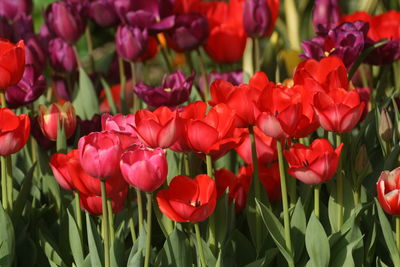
314 185 320 219
0 91 5 108
183 153 191 177
397 217 400 251
85 26 95 73
118 57 127 114
136 188 144 233
353 186 360 206
75 192 83 240
107 199 115 243
253 38 260 73
195 223 207 267
144 193 153 267
1 157 7 211
277 140 293 254
336 134 343 230
129 61 140 113
196 49 209 101
6 156 12 211
156 35 172 73
206 154 216 253
101 180 110 267
72 46 83 69
128 189 137 242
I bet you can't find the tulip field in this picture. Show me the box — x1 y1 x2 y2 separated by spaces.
1 0 400 266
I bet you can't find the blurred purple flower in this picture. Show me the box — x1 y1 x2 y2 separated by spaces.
115 24 148 62
52 76 71 101
134 70 195 108
48 38 77 72
199 70 243 93
11 13 33 41
243 0 270 38
312 0 340 32
364 39 400 65
89 0 119 27
78 114 102 137
0 17 12 40
0 0 32 21
24 34 47 74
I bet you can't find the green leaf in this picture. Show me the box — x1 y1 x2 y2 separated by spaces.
230 230 256 266
0 204 14 267
256 199 294 266
155 228 192 267
291 198 306 263
127 227 146 266
12 163 36 219
190 232 216 267
42 175 62 214
38 230 67 267
153 201 173 238
375 198 400 266
100 77 117 115
86 213 104 267
73 68 99 120
56 118 67 153
305 214 330 267
67 210 84 266
110 235 125 267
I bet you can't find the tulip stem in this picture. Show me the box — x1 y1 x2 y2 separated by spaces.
183 153 191 177
196 49 209 101
100 180 110 267
252 38 260 73
118 57 127 114
206 154 216 253
136 188 144 233
336 134 343 230
107 199 115 243
72 46 83 69
74 191 83 240
128 189 137 242
249 126 262 250
6 156 12 211
155 35 172 73
144 193 152 267
129 62 140 113
195 223 207 267
396 217 400 251
0 91 5 108
85 26 95 73
277 140 293 255
314 185 320 219
1 157 7 211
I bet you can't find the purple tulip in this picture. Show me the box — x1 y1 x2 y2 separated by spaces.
0 0 32 21
312 0 341 32
48 38 77 72
243 0 270 38
6 65 46 108
115 24 148 62
364 39 400 65
11 14 33 42
45 1 86 44
52 76 71 101
134 70 195 109
301 21 368 69
0 17 12 40
25 34 47 74
199 70 243 93
168 13 208 51
78 114 102 138
89 0 119 27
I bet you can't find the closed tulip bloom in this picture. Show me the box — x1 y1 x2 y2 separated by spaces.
24 34 47 74
0 39 25 89
48 38 77 72
49 149 77 191
312 0 340 31
101 113 139 149
313 88 365 133
120 147 167 192
0 0 33 21
38 102 77 141
134 70 194 109
0 108 30 156
115 25 148 62
80 188 128 215
134 106 181 149
6 65 46 108
243 0 270 38
78 131 122 179
89 0 119 27
156 174 217 223
377 167 400 216
45 1 86 44
284 138 343 185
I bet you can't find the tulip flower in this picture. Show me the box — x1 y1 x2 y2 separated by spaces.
6 65 46 108
89 0 119 27
379 108 393 143
134 106 181 149
11 14 34 42
25 34 47 74
0 39 25 90
38 102 77 141
133 70 194 109
199 70 243 93
45 1 86 44
101 113 139 149
49 149 76 191
156 174 217 223
243 0 270 38
284 138 343 185
313 88 365 133
30 116 55 150
312 0 340 31
78 114 102 138
0 0 32 21
120 147 167 192
78 131 123 179
377 167 400 216
48 38 77 72
0 18 12 40
115 25 148 62
259 162 281 202
0 108 30 156
80 188 128 215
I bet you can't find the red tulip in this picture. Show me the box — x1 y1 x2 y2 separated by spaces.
284 138 343 185
377 167 400 216
0 108 30 156
80 188 128 216
313 88 365 133
156 174 217 223
0 39 25 89
235 126 277 165
259 162 281 202
101 113 139 150
134 106 181 149
120 147 167 192
49 149 76 191
38 102 77 141
78 131 122 179
186 102 243 160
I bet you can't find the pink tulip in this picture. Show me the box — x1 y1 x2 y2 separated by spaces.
101 113 139 149
377 167 400 216
120 147 168 192
78 131 122 179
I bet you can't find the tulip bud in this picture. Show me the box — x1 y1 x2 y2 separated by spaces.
45 1 86 44
0 0 33 21
354 144 369 174
89 0 119 27
6 65 46 108
38 102 77 141
115 25 148 62
168 13 209 51
243 0 270 38
312 0 340 31
48 38 77 72
25 34 47 74
379 108 393 143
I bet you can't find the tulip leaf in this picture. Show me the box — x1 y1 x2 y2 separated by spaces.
100 77 118 115
73 68 99 120
38 229 67 267
291 198 306 263
375 198 400 266
110 235 125 267
127 227 146 266
12 163 36 219
255 199 294 266
242 37 254 82
56 119 67 154
0 204 14 267
230 230 256 266
42 174 62 214
190 232 216 267
153 201 173 238
305 214 330 267
67 210 84 266
86 213 104 267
